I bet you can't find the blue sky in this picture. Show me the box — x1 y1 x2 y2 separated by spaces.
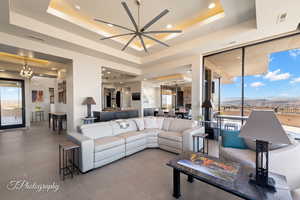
221 48 300 101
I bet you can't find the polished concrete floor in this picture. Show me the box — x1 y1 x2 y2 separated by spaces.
0 122 240 200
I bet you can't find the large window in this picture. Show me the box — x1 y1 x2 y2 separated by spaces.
203 33 300 128
204 48 243 116
244 35 300 127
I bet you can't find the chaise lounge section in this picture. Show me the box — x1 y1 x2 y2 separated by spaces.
68 117 204 173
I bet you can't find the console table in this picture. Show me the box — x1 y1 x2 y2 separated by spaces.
49 112 67 134
167 152 292 200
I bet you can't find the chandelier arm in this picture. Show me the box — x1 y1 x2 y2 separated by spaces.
138 35 148 53
141 9 169 32
100 33 135 40
121 1 139 31
142 34 169 47
94 18 135 32
143 30 182 34
122 35 137 51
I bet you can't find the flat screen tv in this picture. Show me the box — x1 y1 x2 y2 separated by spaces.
132 92 141 101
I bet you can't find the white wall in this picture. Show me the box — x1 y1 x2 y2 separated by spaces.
0 32 140 131
30 76 56 121
142 82 160 108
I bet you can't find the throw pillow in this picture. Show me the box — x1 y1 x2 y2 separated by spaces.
221 130 248 149
133 118 145 131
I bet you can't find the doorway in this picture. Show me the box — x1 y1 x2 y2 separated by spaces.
0 78 25 129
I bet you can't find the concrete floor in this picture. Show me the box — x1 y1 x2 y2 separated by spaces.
0 122 240 200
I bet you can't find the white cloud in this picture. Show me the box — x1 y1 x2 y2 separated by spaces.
268 55 274 63
250 82 264 88
264 69 291 81
290 77 300 84
289 49 300 58
254 74 261 78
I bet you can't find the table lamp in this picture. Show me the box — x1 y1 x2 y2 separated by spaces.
82 97 96 118
239 110 291 190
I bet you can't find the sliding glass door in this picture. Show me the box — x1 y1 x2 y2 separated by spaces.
0 78 25 129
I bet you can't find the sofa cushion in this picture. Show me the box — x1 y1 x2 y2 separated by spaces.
168 119 197 133
144 117 164 129
162 118 174 131
117 131 146 143
221 130 248 149
159 131 182 142
81 122 113 139
220 146 256 168
140 128 163 137
133 118 145 131
94 136 125 152
111 120 138 136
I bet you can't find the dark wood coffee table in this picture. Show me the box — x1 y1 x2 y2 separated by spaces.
167 152 292 200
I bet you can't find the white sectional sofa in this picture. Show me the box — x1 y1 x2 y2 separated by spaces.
68 117 204 173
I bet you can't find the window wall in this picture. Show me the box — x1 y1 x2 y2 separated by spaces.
204 48 243 116
203 33 300 128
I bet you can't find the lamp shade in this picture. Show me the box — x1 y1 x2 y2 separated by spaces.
240 110 291 145
82 97 96 105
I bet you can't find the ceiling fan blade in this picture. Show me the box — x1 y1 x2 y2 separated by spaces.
138 35 148 53
94 18 135 32
141 9 169 32
122 35 137 51
101 33 135 40
142 34 169 47
121 1 139 31
143 30 182 34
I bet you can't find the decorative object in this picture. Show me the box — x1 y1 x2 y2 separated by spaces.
82 97 96 118
94 0 182 52
32 90 44 102
58 80 66 104
49 88 55 104
20 59 33 78
240 110 291 190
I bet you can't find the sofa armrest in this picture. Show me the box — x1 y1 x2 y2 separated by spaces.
182 127 205 152
68 132 94 173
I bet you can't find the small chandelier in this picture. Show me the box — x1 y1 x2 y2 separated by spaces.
20 59 33 78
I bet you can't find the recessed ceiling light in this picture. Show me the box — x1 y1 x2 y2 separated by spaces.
208 3 216 9
39 74 44 76
51 67 57 70
166 24 173 29
107 71 111 74
75 4 81 10
120 82 123 84
102 68 106 71
107 24 114 27
143 78 147 81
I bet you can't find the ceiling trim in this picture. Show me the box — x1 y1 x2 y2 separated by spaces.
9 10 142 65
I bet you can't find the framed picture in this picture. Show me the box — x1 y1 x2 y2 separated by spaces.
32 90 44 102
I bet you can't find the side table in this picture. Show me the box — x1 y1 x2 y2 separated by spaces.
192 133 208 154
82 117 96 124
59 141 80 180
